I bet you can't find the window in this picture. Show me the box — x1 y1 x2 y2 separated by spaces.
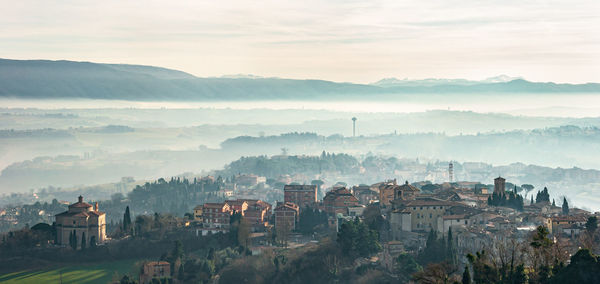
420 207 423 210
429 213 432 218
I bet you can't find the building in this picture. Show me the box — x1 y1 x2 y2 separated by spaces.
390 198 460 232
377 180 397 207
236 174 267 187
225 200 249 215
240 199 272 231
139 261 170 284
274 202 299 231
381 241 405 272
284 184 317 210
202 203 232 228
551 214 588 235
348 205 366 217
55 196 106 248
379 180 420 208
395 181 420 201
322 187 360 215
193 205 203 222
351 185 379 205
494 176 505 195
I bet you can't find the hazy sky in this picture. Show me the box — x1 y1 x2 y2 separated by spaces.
2 0 599 83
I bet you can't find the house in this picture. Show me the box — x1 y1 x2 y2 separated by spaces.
348 205 366 217
202 203 232 228
274 202 299 231
236 174 267 187
377 179 398 207
551 215 588 235
322 187 360 215
351 185 379 205
139 261 170 284
193 205 203 222
55 196 106 248
240 199 272 231
284 184 317 210
225 200 249 215
390 198 459 232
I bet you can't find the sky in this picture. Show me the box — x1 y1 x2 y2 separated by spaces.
1 0 599 84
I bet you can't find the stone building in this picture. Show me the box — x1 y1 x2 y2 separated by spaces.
55 195 106 248
202 202 232 228
377 179 397 207
274 202 299 231
351 185 379 205
389 198 459 233
395 181 420 201
240 199 272 231
139 261 171 284
322 187 360 215
193 205 203 222
379 180 419 208
284 184 317 210
494 176 506 195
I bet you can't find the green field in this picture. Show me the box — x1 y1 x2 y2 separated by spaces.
0 259 140 284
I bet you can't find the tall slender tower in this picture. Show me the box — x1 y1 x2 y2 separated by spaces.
352 117 357 137
448 162 454 183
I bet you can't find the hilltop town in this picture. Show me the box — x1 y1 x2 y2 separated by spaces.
2 165 599 283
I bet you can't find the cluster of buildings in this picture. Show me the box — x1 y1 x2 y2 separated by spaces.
193 183 366 235
374 177 598 268
49 175 597 272
195 199 272 235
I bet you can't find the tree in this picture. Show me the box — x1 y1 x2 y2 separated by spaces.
551 249 600 284
337 218 380 257
123 206 132 234
585 216 598 234
536 187 550 203
90 236 97 248
413 262 459 284
562 197 569 215
172 240 184 261
396 253 422 282
69 230 77 250
446 227 458 266
467 251 499 284
462 266 471 284
81 232 86 250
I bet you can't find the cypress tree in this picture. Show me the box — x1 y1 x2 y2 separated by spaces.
446 227 457 265
562 197 569 215
462 265 472 284
123 206 132 233
81 232 86 250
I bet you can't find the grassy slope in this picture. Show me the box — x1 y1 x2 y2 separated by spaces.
0 259 140 284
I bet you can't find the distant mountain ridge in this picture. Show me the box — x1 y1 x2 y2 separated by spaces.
0 59 598 101
371 75 523 87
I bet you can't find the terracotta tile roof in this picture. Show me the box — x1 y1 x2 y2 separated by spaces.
203 203 226 208
69 202 93 208
443 214 467 220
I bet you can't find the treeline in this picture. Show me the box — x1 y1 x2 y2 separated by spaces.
218 152 360 178
102 177 227 223
487 189 525 211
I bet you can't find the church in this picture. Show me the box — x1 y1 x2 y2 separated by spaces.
55 196 106 248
